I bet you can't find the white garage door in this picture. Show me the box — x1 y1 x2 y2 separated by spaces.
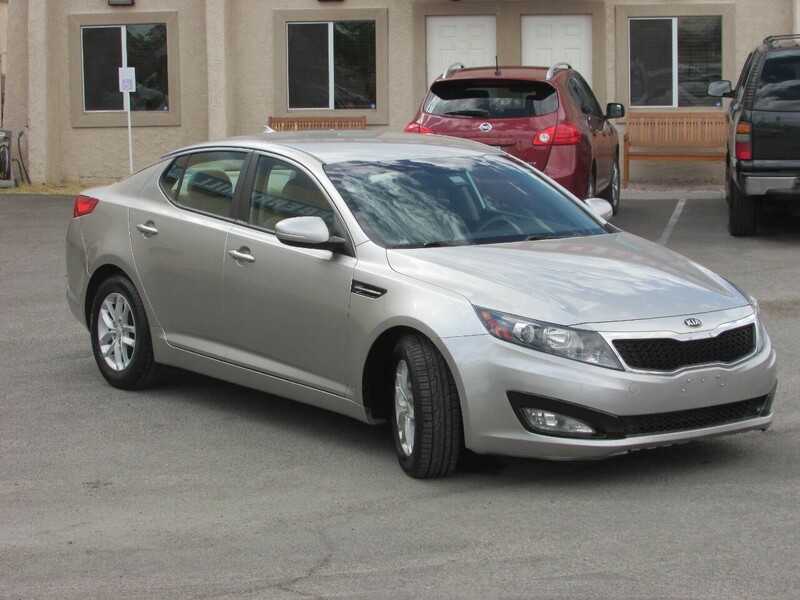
521 15 593 86
426 15 497 85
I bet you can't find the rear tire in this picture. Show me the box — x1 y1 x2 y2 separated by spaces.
391 334 462 479
585 167 597 199
600 159 621 215
90 275 163 390
728 177 757 236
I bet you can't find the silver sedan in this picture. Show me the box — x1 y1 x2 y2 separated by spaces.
66 132 777 478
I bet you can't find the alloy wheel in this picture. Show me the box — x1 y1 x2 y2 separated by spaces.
394 359 416 457
97 292 136 371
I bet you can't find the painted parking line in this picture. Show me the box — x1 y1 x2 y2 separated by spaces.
657 198 687 246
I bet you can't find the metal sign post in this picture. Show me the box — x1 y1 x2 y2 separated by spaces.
118 67 136 174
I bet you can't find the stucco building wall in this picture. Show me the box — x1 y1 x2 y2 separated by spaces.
2 0 800 184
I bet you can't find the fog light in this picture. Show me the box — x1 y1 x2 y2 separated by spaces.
521 408 595 436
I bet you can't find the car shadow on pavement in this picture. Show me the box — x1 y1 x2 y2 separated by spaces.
157 367 392 456
155 366 767 485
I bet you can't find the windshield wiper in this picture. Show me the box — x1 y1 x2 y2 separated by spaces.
524 233 562 241
395 240 470 249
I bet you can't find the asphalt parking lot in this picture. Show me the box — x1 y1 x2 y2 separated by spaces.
2 192 799 599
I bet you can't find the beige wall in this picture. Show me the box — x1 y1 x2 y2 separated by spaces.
4 0 209 183
2 0 800 184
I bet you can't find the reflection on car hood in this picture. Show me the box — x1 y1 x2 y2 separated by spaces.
387 233 747 326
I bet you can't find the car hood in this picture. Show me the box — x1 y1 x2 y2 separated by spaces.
387 233 747 327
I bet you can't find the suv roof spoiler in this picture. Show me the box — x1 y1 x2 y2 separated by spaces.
546 62 572 80
764 34 800 48
442 62 465 79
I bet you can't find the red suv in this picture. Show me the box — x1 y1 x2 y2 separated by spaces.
405 63 625 213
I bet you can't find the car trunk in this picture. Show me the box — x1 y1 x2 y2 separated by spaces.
421 78 560 170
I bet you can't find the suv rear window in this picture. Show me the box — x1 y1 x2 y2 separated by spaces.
753 54 800 110
424 79 558 119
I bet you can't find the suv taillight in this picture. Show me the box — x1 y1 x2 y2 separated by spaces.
735 122 752 160
73 194 99 218
532 123 582 146
404 122 435 135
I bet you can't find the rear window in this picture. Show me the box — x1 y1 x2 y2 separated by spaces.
753 54 800 110
424 79 558 119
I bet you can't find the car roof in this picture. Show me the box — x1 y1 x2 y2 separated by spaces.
166 131 505 164
436 65 556 82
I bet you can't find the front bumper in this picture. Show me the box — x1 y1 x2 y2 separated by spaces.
439 323 777 460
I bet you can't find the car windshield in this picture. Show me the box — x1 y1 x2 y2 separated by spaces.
324 155 607 248
425 79 558 118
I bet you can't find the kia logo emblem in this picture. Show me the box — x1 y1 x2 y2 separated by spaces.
479 122 492 132
684 318 703 328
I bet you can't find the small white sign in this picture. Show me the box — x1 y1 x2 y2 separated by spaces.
118 67 136 93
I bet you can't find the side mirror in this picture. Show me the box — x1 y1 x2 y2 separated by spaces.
605 103 625 119
707 80 733 98
275 216 345 251
585 197 613 221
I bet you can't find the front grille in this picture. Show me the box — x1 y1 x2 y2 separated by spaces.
613 324 755 371
620 397 767 436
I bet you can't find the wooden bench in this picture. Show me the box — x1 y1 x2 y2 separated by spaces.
266 115 367 132
623 112 728 188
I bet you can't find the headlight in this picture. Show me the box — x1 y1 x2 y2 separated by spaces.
476 307 623 370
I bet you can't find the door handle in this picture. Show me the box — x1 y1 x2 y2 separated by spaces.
228 248 255 263
136 222 159 237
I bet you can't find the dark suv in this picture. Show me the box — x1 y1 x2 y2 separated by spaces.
709 34 800 236
405 64 625 212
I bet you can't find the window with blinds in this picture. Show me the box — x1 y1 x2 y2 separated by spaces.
629 16 721 108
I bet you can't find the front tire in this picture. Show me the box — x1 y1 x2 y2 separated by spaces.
90 275 162 390
392 334 462 479
728 177 757 236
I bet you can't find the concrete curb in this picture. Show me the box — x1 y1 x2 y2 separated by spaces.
621 188 724 201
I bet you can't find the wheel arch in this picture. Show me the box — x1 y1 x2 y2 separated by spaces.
84 264 134 327
361 325 459 423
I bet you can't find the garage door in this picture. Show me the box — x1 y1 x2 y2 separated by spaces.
426 15 497 84
521 15 593 86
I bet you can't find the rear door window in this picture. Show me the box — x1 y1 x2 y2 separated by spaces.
753 54 800 110
424 79 558 118
160 151 247 219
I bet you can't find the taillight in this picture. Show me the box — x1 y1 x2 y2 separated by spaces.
735 122 752 160
532 123 582 146
404 122 435 134
73 194 99 218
